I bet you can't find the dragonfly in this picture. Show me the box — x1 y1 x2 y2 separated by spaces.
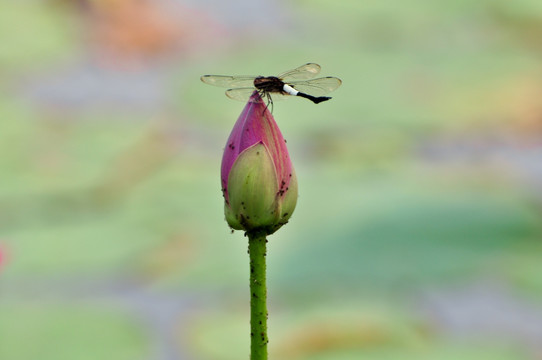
200 63 342 105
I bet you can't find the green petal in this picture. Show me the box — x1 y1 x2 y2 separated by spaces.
224 203 243 230
279 168 298 224
266 167 298 235
226 143 280 231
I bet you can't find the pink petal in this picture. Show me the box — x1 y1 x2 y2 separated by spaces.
221 91 293 204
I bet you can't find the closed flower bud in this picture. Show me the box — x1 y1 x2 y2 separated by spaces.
221 92 298 234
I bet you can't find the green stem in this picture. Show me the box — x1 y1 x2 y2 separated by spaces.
247 230 268 360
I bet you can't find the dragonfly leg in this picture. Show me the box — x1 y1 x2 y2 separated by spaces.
260 91 273 114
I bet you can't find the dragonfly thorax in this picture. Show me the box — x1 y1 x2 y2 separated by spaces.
253 76 285 94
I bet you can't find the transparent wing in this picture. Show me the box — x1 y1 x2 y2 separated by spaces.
225 88 292 102
278 63 321 82
225 88 258 101
200 75 256 88
266 93 291 101
288 77 342 97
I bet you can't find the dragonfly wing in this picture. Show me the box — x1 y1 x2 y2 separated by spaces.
200 75 256 88
225 88 292 102
225 88 259 101
278 63 321 82
267 92 291 101
288 77 342 97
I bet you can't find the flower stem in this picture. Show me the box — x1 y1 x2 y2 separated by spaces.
247 230 268 360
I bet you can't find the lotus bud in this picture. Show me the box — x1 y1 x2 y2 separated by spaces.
221 92 298 234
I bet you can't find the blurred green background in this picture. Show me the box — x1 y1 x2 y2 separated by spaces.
1 0 542 359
